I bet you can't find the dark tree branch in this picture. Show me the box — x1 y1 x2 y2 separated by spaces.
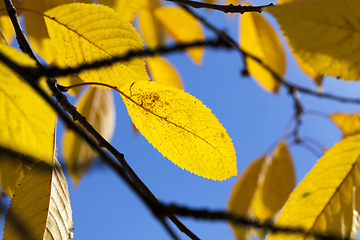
163 204 346 240
166 0 274 14
37 38 232 79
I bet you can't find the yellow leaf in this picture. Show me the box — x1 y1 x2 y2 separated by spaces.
330 112 360 139
267 135 360 240
0 44 56 161
240 11 286 93
4 158 73 240
98 0 142 22
228 156 266 240
154 6 205 65
0 148 38 198
252 141 295 221
44 3 149 89
120 81 237 180
292 51 324 90
138 0 165 49
147 56 184 90
63 87 115 183
0 16 14 44
265 0 360 80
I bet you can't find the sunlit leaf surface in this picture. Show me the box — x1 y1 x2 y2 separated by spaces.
266 0 360 80
44 3 148 89
120 81 237 180
330 112 360 139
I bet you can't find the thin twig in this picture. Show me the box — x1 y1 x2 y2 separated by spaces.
166 0 274 14
163 204 346 240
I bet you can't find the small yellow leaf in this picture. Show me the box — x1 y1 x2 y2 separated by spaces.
44 3 149 89
267 135 360 240
98 0 142 22
4 158 73 240
120 81 237 180
154 6 205 65
330 112 360 139
138 0 165 49
63 87 115 183
252 141 295 221
0 44 56 161
0 148 38 198
147 56 184 90
265 0 360 80
228 156 266 240
240 11 286 93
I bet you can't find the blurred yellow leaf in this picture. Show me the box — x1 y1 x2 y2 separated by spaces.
63 87 115 183
265 0 360 80
0 148 38 198
154 6 205 65
240 11 286 93
0 44 56 161
228 156 266 240
147 56 184 90
120 81 237 180
4 158 73 240
267 135 360 240
330 112 360 139
138 0 165 49
44 3 149 89
0 16 14 44
98 0 141 21
252 141 295 221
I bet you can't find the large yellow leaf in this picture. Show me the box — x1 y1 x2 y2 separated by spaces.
251 141 295 221
98 0 142 22
265 0 360 80
292 51 323 89
0 44 56 161
147 56 184 90
0 148 38 198
228 156 266 240
330 112 360 139
267 135 360 240
138 0 165 49
154 6 205 65
44 3 149 89
120 81 237 180
240 11 286 93
4 158 73 240
63 87 115 183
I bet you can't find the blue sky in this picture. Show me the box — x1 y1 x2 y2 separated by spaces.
3 1 360 239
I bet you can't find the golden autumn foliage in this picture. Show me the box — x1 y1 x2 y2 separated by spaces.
1 0 360 239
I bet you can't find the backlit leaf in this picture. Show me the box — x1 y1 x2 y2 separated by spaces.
138 0 165 49
0 44 56 161
267 135 360 240
240 11 286 93
44 3 149 89
147 56 184 90
228 156 266 240
98 0 142 21
120 81 237 180
4 158 73 240
0 148 38 198
252 141 295 221
154 6 205 65
63 87 115 183
265 0 360 80
330 112 360 139
0 16 14 44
